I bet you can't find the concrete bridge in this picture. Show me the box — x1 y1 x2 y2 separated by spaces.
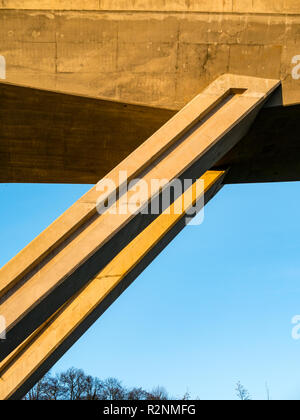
0 1 299 399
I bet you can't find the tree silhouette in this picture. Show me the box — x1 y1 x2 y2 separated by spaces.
236 381 251 400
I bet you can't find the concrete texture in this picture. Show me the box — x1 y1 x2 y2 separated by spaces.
0 75 279 363
0 81 174 184
0 170 225 400
1 80 297 185
219 101 300 183
0 3 294 397
0 2 299 108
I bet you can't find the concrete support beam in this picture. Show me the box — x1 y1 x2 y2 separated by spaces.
0 75 279 362
0 170 225 400
0 80 289 186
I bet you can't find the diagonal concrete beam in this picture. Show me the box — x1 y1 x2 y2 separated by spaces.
0 170 225 400
0 75 280 363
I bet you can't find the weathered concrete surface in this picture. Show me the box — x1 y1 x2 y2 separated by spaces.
0 2 299 185
0 81 173 183
1 80 298 185
0 171 224 400
0 1 299 108
0 75 279 362
218 102 300 183
2 1 300 13
0 170 225 400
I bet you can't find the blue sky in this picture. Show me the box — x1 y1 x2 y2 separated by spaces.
1 180 300 400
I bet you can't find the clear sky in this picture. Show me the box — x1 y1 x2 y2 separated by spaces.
1 180 300 400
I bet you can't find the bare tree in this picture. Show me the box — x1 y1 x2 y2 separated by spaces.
23 373 52 400
84 375 103 400
24 367 209 401
101 377 126 400
127 387 148 400
46 375 64 400
182 389 191 400
236 381 251 401
59 367 89 400
147 386 169 400
265 382 271 401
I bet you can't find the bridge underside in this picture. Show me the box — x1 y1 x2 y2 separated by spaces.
0 81 299 185
0 75 281 399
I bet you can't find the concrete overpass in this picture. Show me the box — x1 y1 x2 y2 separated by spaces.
0 1 299 399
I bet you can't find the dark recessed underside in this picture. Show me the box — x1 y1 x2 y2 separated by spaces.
1 82 299 185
